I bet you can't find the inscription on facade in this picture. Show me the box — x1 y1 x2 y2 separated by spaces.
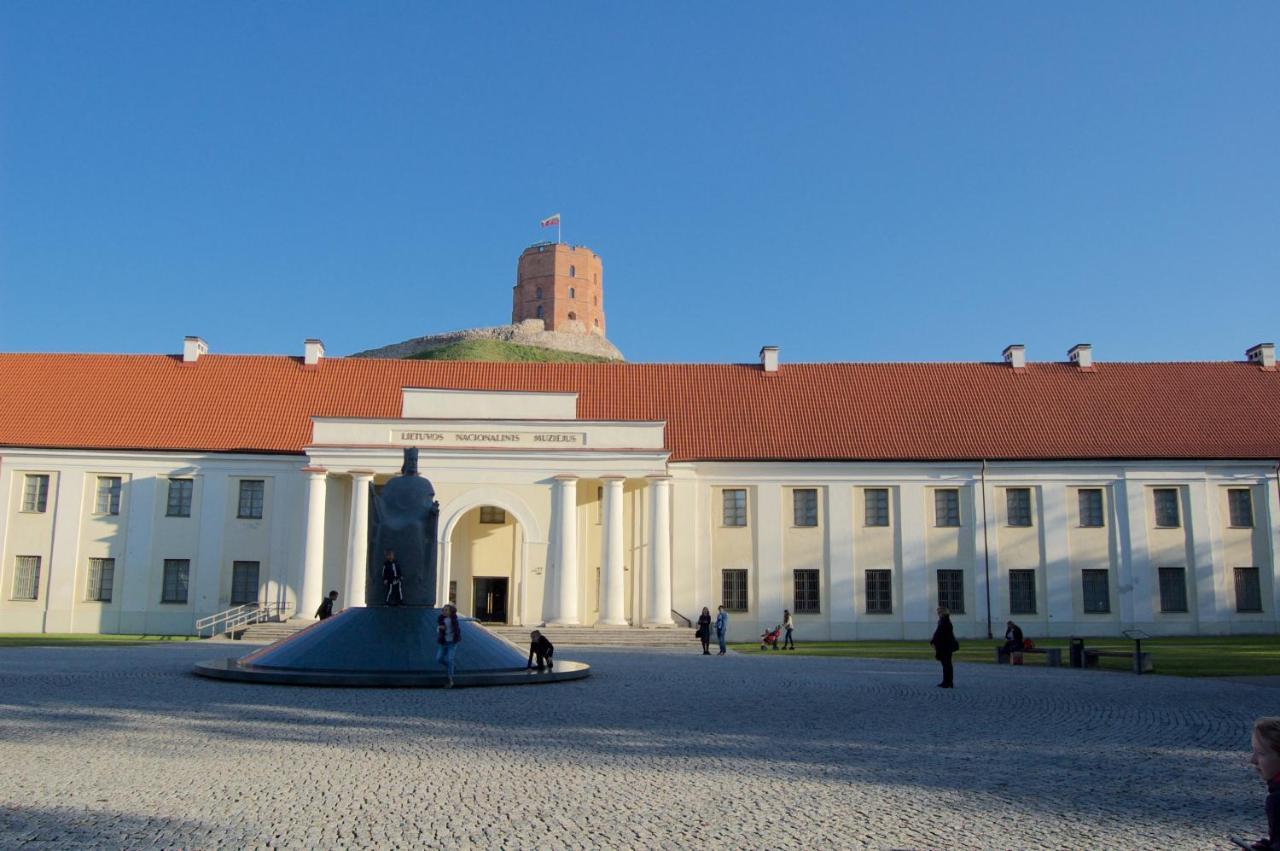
393 430 586 448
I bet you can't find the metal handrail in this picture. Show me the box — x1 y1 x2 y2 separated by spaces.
670 609 692 628
196 601 288 638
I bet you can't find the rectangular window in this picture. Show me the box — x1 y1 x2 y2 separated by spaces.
1158 567 1188 613
793 569 820 613
865 569 892 614
230 561 260 605
1006 488 1032 527
937 569 965 614
21 474 49 513
1229 489 1254 528
1009 569 1037 614
237 480 264 519
864 488 890 527
161 559 190 604
12 556 40 600
934 489 960 527
595 486 603 524
479 506 506 524
722 569 748 612
1153 488 1180 528
448 580 457 606
793 489 818 527
94 476 122 515
1235 567 1263 613
1078 489 1104 528
722 489 747 527
1081 569 1110 614
166 478 193 517
86 557 115 602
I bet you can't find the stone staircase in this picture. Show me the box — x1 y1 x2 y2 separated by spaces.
231 620 311 642
488 624 695 649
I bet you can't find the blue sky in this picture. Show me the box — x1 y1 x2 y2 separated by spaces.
2 3 1276 364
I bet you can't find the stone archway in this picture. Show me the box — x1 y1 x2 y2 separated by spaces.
438 488 544 626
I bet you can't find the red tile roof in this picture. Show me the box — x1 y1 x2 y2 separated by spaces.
1 354 1278 462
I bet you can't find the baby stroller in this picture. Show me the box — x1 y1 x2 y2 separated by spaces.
760 625 782 651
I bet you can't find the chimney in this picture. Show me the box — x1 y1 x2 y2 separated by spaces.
1246 342 1276 370
182 336 208 363
304 339 326 366
760 346 779 373
1002 344 1026 370
1068 343 1094 369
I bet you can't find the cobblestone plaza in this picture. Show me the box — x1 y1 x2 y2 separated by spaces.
0 644 1271 849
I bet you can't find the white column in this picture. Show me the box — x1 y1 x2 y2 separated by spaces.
1187 478 1225 630
298 468 327 618
548 475 580 625
827 485 856 634
898 482 929 637
344 471 374 609
1261 474 1280 626
644 476 674 626
1116 477 1155 627
755 484 784 631
193 473 228 619
1041 484 1073 637
600 476 628 625
47 470 87 632
119 475 157 633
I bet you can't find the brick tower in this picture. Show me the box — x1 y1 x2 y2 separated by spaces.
511 243 605 336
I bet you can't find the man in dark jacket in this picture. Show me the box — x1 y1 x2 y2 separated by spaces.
1001 620 1024 660
315 590 339 620
527 630 555 671
382 549 404 605
930 607 959 688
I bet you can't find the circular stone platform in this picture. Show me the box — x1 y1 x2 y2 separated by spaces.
192 606 590 688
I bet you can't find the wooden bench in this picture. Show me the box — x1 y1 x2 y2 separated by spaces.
1084 648 1153 674
995 646 1063 667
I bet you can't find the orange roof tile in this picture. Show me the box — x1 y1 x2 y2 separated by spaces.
0 354 1278 462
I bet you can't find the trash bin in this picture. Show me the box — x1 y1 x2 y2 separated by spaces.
1069 637 1085 669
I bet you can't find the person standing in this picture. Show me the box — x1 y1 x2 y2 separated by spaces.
781 609 795 650
314 590 339 620
382 549 404 606
714 606 729 656
436 604 462 687
1245 716 1280 851
697 607 712 655
930 606 959 688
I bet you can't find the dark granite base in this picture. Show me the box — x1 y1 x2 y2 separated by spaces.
192 656 590 688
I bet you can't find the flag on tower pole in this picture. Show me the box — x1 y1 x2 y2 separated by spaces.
540 213 561 244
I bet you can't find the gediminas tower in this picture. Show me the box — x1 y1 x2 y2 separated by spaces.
511 243 606 336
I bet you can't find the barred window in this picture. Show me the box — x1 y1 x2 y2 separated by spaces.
865 569 892 614
1153 488 1180 528
865 488 889 527
448 580 457 605
479 506 506 524
1229 489 1254 528
1078 489 1104 528
22 474 49 513
161 559 190 604
12 556 40 600
934 489 960 527
937 569 964 614
793 489 818 527
1235 567 1263 613
722 569 748 612
94 477 122 515
1009 569 1037 614
1006 488 1032 527
1158 567 1187 613
87 558 115 602
794 569 820 614
722 489 747 527
166 479 193 517
1081 569 1110 614
230 561 260 606
237 480 264 519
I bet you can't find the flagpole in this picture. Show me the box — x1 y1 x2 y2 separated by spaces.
558 218 562 245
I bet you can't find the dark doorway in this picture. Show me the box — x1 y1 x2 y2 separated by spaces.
472 577 508 623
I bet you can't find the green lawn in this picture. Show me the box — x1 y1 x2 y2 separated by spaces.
406 339 615 363
728 635 1280 677
0 633 200 648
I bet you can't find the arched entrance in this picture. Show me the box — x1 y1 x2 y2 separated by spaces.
438 489 543 626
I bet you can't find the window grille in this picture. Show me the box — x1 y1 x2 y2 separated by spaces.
479 506 506 524
162 559 190 604
231 561 259 605
793 489 818 527
1078 489 1104 528
865 489 889 526
237 480 264 519
794 569 820 613
448 580 457 606
937 569 964 613
22 475 49 513
722 569 748 612
1009 569 1037 614
95 477 122 515
722 489 747 527
865 569 892 614
1235 567 1263 613
1153 489 1180 528
1006 488 1032 527
87 558 115 602
166 479 193 517
934 489 960 527
1081 569 1110 613
1229 489 1254 528
1158 567 1187 613
12 556 40 600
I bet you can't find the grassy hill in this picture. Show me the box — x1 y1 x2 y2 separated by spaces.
405 338 616 363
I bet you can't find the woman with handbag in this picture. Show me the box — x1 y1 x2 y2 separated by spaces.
696 607 712 655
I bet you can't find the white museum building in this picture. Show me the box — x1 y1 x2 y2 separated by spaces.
1 338 1279 641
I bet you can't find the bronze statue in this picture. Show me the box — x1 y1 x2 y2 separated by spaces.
366 448 440 606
